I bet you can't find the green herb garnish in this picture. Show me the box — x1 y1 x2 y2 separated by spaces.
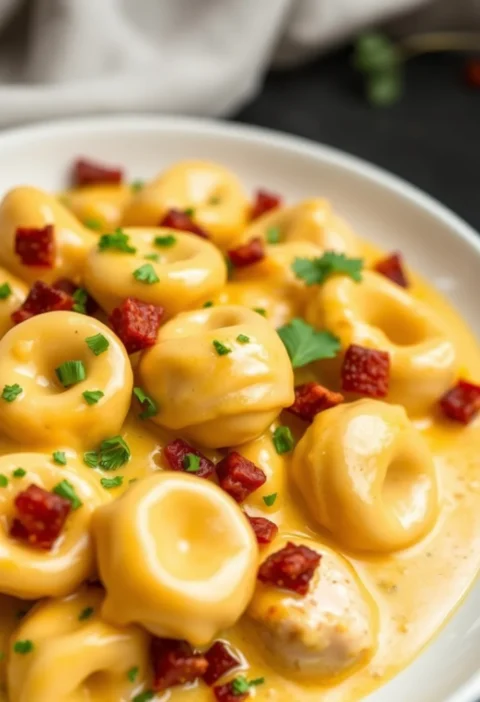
100 476 124 489
133 263 159 285
98 435 131 470
85 333 109 356
236 334 250 344
54 479 82 509
253 307 266 317
272 426 295 455
154 234 176 248
133 387 157 419
131 180 145 193
144 253 160 262
79 606 94 620
83 451 99 468
82 390 104 405
52 451 67 466
292 252 363 286
12 468 26 478
98 228 137 254
1 384 22 402
212 340 231 356
277 318 340 368
263 493 277 507
13 640 33 654
0 283 12 299
55 360 86 387
127 666 139 682
0 475 8 488
84 218 102 231
183 454 200 473
72 288 88 314
266 226 281 244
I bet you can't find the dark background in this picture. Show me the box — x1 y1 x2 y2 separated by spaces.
233 48 480 232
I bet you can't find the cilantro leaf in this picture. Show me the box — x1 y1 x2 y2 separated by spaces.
277 318 340 368
292 252 363 286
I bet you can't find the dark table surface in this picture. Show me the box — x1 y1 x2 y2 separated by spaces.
233 48 480 233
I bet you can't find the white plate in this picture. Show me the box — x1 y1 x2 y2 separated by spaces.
0 115 478 702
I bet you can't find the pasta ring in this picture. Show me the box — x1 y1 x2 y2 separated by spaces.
61 184 132 233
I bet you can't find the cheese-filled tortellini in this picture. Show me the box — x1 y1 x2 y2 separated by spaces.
7 587 150 702
122 160 249 248
61 183 132 233
0 186 95 284
84 227 227 317
0 267 27 339
214 280 299 329
249 537 378 680
306 270 457 414
240 198 360 255
137 305 294 448
0 311 133 448
292 400 439 552
0 454 109 599
93 472 258 646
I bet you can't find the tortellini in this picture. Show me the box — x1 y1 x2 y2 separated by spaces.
137 305 294 448
7 587 150 702
292 400 439 552
306 270 457 414
0 186 95 284
249 537 378 680
84 227 227 317
0 311 133 448
122 160 249 248
0 454 109 599
61 183 132 232
93 472 258 645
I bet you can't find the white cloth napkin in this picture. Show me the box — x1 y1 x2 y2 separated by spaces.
0 0 476 127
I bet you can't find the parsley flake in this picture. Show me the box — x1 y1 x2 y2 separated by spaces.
12 468 26 478
292 252 363 286
263 493 277 507
128 666 139 682
100 476 124 489
132 691 154 702
83 390 104 405
266 226 281 244
253 307 267 317
273 426 295 455
0 475 8 488
133 387 158 419
237 334 250 344
83 451 99 468
183 453 200 473
52 451 67 466
99 435 131 470
85 333 109 356
0 282 12 299
13 640 33 654
184 207 195 216
277 318 340 368
144 253 160 262
131 180 145 193
133 263 159 285
1 384 22 402
231 676 265 694
84 218 102 231
154 234 176 248
79 606 94 621
55 360 86 387
98 228 137 254
203 300 213 308
53 479 82 509
212 340 231 356
72 288 88 314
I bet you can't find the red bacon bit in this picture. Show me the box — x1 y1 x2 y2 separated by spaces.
15 224 55 268
12 280 74 325
250 189 283 220
287 382 344 422
151 637 208 692
246 515 278 545
374 252 409 288
203 641 240 686
9 484 71 550
163 438 215 479
72 158 123 187
440 379 480 424
227 238 265 269
159 209 209 239
109 297 163 353
465 58 480 89
214 681 248 702
258 541 321 596
216 452 266 503
341 344 390 398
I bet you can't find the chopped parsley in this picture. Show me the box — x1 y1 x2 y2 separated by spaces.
12 468 26 478
13 640 33 654
131 179 145 193
277 318 340 368
79 606 94 621
72 288 88 314
1 384 22 402
98 435 131 470
212 340 231 356
0 475 8 488
132 691 154 702
263 493 278 507
231 676 265 694
184 207 195 217
266 226 281 244
100 476 124 489
225 256 234 279
53 479 82 509
84 218 102 231
183 454 200 473
144 253 160 262
203 300 214 308
292 252 363 286
253 307 267 317
85 333 109 356
0 282 12 299
83 451 99 468
133 263 159 285
133 387 157 419
236 334 250 344
98 228 137 254
127 666 139 682
55 360 86 387
82 390 104 405
154 234 176 248
273 426 295 455
52 451 67 465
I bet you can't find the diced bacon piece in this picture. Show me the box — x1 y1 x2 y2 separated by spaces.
250 189 283 220
227 238 265 268
15 224 55 267
151 637 208 692
216 452 266 503
9 484 71 550
214 682 249 702
374 252 409 288
246 515 278 545
72 158 123 187
440 379 480 424
109 297 163 353
257 541 321 596
159 209 209 239
12 280 74 325
163 439 215 479
341 344 390 398
465 58 480 88
203 641 240 686
287 382 344 422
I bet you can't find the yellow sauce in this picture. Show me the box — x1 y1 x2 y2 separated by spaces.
0 163 477 702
